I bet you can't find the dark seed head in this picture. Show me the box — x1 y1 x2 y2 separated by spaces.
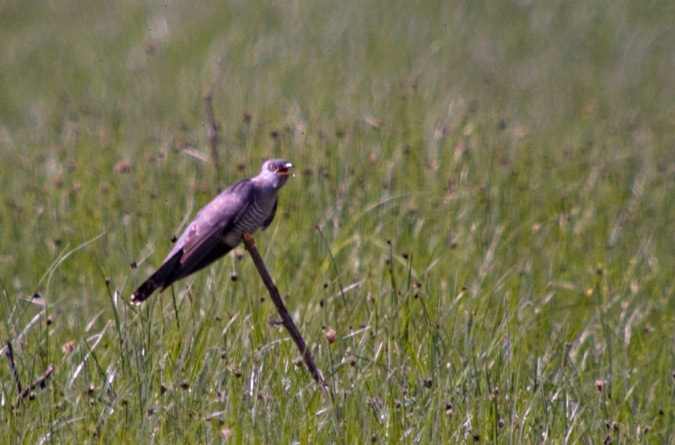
241 111 252 124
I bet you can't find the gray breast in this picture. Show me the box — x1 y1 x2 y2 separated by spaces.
223 200 269 246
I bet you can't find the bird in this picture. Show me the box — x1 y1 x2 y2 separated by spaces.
131 158 294 304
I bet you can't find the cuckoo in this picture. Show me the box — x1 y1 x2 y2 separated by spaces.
131 158 293 304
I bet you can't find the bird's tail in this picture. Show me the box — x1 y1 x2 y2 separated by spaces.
130 252 183 305
131 274 161 304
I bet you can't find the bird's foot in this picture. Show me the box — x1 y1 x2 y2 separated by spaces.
242 232 255 249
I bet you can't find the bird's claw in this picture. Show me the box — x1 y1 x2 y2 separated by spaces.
242 232 255 248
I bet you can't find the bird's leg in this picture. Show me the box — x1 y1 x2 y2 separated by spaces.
242 231 255 249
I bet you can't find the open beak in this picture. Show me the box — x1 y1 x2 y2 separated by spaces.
278 162 294 176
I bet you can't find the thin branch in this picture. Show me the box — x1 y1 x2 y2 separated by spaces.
12 364 54 409
242 234 326 386
203 91 221 185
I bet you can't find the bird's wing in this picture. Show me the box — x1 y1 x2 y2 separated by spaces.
165 179 254 278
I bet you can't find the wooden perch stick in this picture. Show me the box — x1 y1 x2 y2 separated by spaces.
242 234 325 386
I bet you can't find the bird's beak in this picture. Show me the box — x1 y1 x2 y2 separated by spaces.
278 162 294 176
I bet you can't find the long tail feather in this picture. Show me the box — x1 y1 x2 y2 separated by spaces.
131 251 183 304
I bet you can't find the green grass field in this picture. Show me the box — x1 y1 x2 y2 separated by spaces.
1 0 674 442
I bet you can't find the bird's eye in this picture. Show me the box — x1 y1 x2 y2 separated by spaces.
268 163 278 172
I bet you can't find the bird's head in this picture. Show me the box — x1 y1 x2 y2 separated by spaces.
257 158 294 190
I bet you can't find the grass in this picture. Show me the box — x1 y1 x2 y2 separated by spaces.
1 0 674 442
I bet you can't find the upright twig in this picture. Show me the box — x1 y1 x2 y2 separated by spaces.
242 234 326 387
203 91 222 186
5 340 22 394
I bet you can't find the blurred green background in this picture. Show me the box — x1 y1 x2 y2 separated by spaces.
1 0 673 442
